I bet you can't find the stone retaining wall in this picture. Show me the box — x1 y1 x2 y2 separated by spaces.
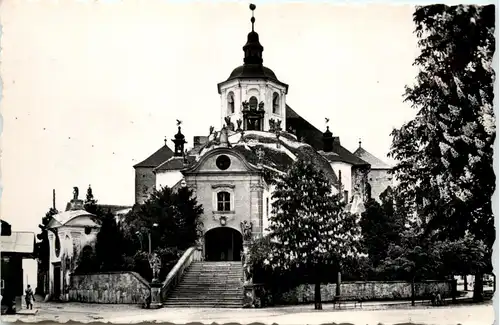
276 280 454 305
69 272 150 304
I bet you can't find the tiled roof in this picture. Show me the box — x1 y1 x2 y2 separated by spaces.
48 209 97 228
97 204 133 214
285 105 369 167
353 146 392 169
197 130 339 189
154 156 197 172
1 232 35 255
134 145 174 168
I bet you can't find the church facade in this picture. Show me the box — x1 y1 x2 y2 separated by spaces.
133 6 392 262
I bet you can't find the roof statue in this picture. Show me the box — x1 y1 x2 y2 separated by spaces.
73 187 79 201
224 116 235 131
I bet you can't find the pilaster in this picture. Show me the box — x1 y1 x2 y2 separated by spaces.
250 183 264 238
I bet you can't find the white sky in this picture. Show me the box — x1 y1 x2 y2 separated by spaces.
0 1 420 237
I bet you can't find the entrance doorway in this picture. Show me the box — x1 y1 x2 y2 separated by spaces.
53 263 61 300
204 227 243 261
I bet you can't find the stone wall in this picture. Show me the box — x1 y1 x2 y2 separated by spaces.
351 166 370 202
135 167 156 205
368 168 392 202
275 281 454 305
69 272 150 304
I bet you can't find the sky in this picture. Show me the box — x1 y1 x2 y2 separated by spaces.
0 1 420 250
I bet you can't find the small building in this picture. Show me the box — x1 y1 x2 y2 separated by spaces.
353 142 393 203
46 188 100 301
1 220 35 314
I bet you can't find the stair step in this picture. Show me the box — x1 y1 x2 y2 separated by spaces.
163 262 244 307
164 303 243 306
166 299 242 303
172 290 241 294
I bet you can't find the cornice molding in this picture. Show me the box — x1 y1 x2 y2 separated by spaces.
212 184 236 189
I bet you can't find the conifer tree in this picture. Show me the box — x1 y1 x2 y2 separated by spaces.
267 159 360 310
94 210 126 271
390 5 495 301
84 185 102 216
34 207 58 294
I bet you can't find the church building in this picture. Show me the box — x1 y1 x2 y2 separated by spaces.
133 5 392 262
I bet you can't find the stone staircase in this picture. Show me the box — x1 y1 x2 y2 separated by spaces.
163 261 244 308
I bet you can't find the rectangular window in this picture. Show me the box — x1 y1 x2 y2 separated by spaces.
217 191 231 211
343 190 349 202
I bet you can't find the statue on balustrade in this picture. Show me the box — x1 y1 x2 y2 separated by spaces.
240 220 253 242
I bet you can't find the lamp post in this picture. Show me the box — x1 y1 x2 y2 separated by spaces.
144 223 161 309
135 223 159 256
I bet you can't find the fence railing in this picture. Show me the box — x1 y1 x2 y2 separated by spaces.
159 246 202 302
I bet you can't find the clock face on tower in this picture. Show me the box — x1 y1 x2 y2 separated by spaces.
216 155 231 171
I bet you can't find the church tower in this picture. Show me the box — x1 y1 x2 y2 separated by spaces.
217 4 289 133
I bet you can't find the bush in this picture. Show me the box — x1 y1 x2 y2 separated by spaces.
157 247 184 280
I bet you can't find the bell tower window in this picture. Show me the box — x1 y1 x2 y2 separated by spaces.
227 92 235 114
249 96 258 110
273 92 280 114
242 96 264 131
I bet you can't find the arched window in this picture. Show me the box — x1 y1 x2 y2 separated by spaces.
249 96 258 110
217 191 231 211
227 92 235 114
272 92 280 114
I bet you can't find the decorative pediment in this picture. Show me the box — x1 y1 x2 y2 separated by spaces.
212 184 236 189
182 147 261 175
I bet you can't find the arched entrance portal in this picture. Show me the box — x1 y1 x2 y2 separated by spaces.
204 227 243 261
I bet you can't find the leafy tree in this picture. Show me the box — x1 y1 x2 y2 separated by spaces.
126 186 203 252
390 5 495 301
266 159 360 310
376 228 440 305
122 186 203 280
360 187 406 266
34 207 58 294
378 228 490 305
174 187 204 249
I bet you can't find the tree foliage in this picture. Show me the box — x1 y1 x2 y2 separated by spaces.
390 4 495 247
35 207 58 271
389 5 495 301
93 210 128 271
265 159 361 309
84 185 104 216
125 186 203 251
360 187 406 266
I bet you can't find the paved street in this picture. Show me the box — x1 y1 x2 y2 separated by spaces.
1 300 493 324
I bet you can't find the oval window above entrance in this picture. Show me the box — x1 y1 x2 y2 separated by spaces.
216 155 231 170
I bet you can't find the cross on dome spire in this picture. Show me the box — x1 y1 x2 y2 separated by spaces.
243 3 264 65
250 3 256 31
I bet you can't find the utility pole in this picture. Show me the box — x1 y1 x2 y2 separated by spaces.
148 232 152 256
53 189 56 210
